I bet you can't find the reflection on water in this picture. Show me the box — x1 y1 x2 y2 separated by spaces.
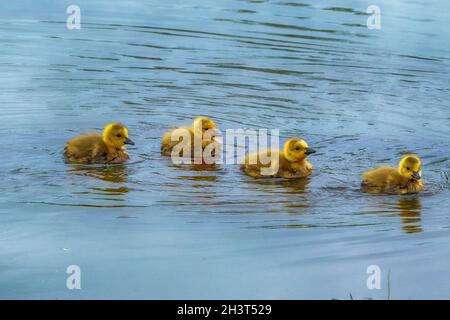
396 197 422 234
242 177 311 217
69 164 130 184
369 196 423 234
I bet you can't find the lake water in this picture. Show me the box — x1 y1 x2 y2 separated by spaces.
0 0 449 299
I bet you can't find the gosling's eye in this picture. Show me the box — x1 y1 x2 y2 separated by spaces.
116 134 122 138
406 167 410 170
295 147 301 151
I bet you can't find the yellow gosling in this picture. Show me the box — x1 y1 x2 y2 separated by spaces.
161 116 219 158
241 137 316 179
64 123 134 164
362 154 424 194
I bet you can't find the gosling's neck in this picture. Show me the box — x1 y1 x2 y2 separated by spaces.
285 154 307 164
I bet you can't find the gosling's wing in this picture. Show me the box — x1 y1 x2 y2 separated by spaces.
276 152 294 178
241 150 260 177
243 149 276 164
64 133 105 163
362 167 403 195
362 167 391 183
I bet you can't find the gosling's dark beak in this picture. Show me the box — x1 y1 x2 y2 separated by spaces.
411 171 421 180
124 138 135 145
305 148 316 155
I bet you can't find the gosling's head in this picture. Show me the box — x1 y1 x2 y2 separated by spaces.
192 116 218 146
284 138 316 162
398 154 422 181
102 123 134 150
